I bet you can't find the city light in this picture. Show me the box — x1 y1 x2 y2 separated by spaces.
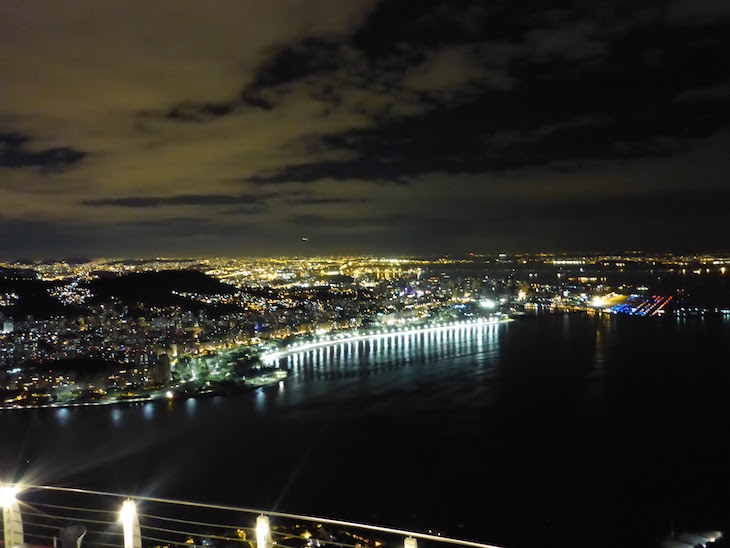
3 252 729 408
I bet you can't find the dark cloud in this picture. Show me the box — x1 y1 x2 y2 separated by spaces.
286 195 369 205
240 2 730 184
667 0 730 25
239 90 275 110
249 38 344 89
117 216 212 228
221 204 269 216
0 131 86 173
475 187 730 226
3 0 730 257
166 101 235 122
675 82 730 103
0 215 261 260
82 193 276 208
81 191 361 210
280 185 730 254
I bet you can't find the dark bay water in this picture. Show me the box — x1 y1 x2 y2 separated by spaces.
3 314 730 548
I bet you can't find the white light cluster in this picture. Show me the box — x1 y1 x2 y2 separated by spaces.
261 316 510 363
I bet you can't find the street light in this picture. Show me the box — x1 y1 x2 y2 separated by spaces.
2 484 23 548
0 485 18 508
120 499 141 548
256 515 272 548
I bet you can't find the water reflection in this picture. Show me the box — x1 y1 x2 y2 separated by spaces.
55 407 70 426
142 403 155 420
185 397 197 416
255 389 266 414
289 321 502 384
111 407 122 427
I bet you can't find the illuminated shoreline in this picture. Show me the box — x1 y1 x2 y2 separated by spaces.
1 316 511 411
261 315 512 364
0 392 165 411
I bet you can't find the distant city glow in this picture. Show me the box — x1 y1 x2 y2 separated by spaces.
2 252 729 409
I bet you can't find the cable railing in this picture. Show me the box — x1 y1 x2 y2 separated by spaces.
1 484 504 548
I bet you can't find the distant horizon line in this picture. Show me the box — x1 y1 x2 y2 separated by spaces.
2 249 730 265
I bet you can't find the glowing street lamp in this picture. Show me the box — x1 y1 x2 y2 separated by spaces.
0 485 18 508
256 515 273 548
120 499 141 548
2 484 23 548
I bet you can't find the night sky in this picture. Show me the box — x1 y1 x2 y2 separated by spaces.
2 0 729 259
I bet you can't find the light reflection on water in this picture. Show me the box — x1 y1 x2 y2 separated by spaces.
185 397 196 416
279 321 502 387
254 389 267 414
111 407 122 426
142 403 155 420
55 407 70 426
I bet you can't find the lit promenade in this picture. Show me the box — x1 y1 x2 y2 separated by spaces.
261 316 511 365
1 484 505 548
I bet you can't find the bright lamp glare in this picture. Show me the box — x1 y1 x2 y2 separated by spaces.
0 485 19 508
256 515 270 548
121 499 135 517
120 499 136 523
479 300 496 309
121 499 137 548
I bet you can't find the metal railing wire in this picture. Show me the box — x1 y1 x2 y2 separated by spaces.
1 484 503 548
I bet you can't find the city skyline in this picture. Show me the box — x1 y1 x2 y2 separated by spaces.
2 0 730 259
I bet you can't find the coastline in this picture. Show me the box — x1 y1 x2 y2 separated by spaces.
0 315 510 411
261 315 512 364
0 375 285 412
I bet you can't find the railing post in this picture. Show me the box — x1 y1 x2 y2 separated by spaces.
1 485 23 548
404 537 417 548
120 499 141 548
256 515 273 548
